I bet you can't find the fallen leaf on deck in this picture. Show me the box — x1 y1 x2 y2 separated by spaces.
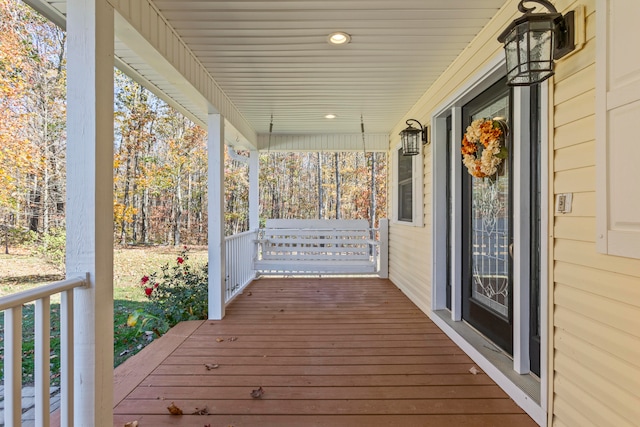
250 386 265 398
167 402 183 415
216 337 224 343
247 292 252 296
469 366 479 375
124 421 138 427
192 406 210 415
228 336 238 342
205 363 219 370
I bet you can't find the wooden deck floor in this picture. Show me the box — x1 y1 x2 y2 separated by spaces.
113 278 537 426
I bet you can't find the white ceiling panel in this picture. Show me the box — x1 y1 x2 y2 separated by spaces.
27 0 508 138
151 0 507 135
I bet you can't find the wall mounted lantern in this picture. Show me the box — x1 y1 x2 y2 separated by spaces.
399 119 429 156
497 0 575 86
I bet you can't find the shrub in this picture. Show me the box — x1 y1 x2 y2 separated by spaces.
2 227 38 248
37 227 66 269
138 248 208 328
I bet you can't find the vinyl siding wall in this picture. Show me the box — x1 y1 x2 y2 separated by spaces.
389 148 431 314
551 1 640 426
387 0 515 312
388 0 640 425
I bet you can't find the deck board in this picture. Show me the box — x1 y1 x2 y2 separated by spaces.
113 278 537 426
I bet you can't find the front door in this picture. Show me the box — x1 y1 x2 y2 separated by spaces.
461 78 513 354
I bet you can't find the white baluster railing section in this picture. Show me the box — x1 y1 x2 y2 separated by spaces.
0 275 87 427
225 230 258 303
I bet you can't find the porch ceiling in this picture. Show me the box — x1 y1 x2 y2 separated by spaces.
27 0 507 142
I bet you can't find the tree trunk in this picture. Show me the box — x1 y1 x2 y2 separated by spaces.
29 174 40 232
317 152 323 219
42 160 50 235
131 150 140 243
120 149 131 246
187 173 192 230
370 153 376 227
141 187 149 244
334 152 340 219
173 169 183 245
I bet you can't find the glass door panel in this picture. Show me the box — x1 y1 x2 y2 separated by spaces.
461 78 514 354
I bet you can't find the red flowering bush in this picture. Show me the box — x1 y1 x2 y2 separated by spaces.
138 247 208 327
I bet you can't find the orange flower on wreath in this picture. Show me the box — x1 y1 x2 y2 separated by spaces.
461 118 508 178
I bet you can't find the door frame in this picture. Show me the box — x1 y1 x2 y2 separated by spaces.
430 55 549 422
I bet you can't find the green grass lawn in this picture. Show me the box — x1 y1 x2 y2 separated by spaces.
0 246 208 385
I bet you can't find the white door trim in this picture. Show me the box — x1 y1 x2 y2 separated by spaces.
430 56 548 426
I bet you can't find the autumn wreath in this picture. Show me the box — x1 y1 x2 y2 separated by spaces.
461 118 508 178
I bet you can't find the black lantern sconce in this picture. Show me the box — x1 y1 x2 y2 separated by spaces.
497 0 576 86
399 119 429 156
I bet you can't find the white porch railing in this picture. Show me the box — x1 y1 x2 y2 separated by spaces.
224 229 258 303
0 275 87 427
0 222 385 425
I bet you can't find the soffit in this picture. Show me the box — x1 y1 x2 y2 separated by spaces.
25 0 508 140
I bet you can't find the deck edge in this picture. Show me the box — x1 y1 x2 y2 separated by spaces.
113 319 205 406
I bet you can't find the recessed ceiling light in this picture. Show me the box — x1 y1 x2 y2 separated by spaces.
327 32 351 45
325 114 337 119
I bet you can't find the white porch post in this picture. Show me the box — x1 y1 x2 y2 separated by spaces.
66 0 114 425
249 150 260 230
208 113 226 319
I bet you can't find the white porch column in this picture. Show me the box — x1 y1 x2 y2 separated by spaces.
66 0 114 425
208 113 226 319
249 150 260 230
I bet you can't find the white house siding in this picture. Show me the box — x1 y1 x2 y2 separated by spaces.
550 1 640 426
388 0 640 425
387 1 514 328
389 148 431 314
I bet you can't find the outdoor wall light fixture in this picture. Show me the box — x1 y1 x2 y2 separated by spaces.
497 0 575 86
399 119 429 156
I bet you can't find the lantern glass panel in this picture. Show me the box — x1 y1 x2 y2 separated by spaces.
401 129 420 156
503 18 556 85
528 21 554 68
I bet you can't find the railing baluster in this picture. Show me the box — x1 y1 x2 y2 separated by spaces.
224 230 258 304
35 296 51 427
0 275 85 426
60 289 74 427
4 306 23 427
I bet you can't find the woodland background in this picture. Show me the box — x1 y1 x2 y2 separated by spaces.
0 0 387 262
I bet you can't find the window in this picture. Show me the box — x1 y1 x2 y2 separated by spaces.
398 149 413 221
392 145 423 226
596 0 640 258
